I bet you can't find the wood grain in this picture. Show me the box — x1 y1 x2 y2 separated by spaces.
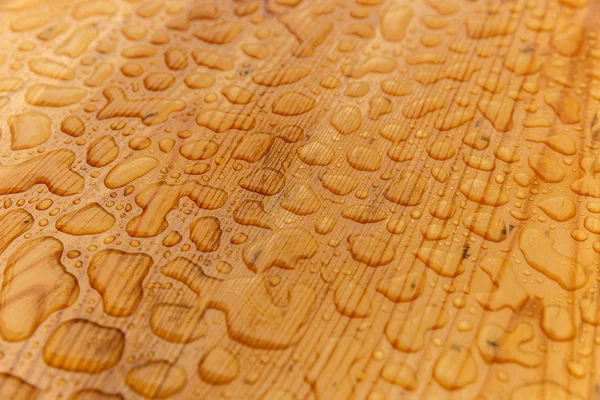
0 0 598 399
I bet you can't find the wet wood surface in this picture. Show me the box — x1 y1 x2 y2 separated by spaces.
0 0 599 398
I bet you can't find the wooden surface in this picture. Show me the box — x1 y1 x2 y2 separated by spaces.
0 0 598 398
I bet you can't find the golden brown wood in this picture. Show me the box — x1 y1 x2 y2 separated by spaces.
0 0 598 398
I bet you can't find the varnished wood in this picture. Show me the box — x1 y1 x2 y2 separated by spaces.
0 0 598 399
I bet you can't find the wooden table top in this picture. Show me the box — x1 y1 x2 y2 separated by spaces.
0 0 598 398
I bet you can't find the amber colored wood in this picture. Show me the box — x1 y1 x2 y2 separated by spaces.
0 0 598 399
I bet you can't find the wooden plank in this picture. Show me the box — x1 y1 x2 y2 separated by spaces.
0 0 598 398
